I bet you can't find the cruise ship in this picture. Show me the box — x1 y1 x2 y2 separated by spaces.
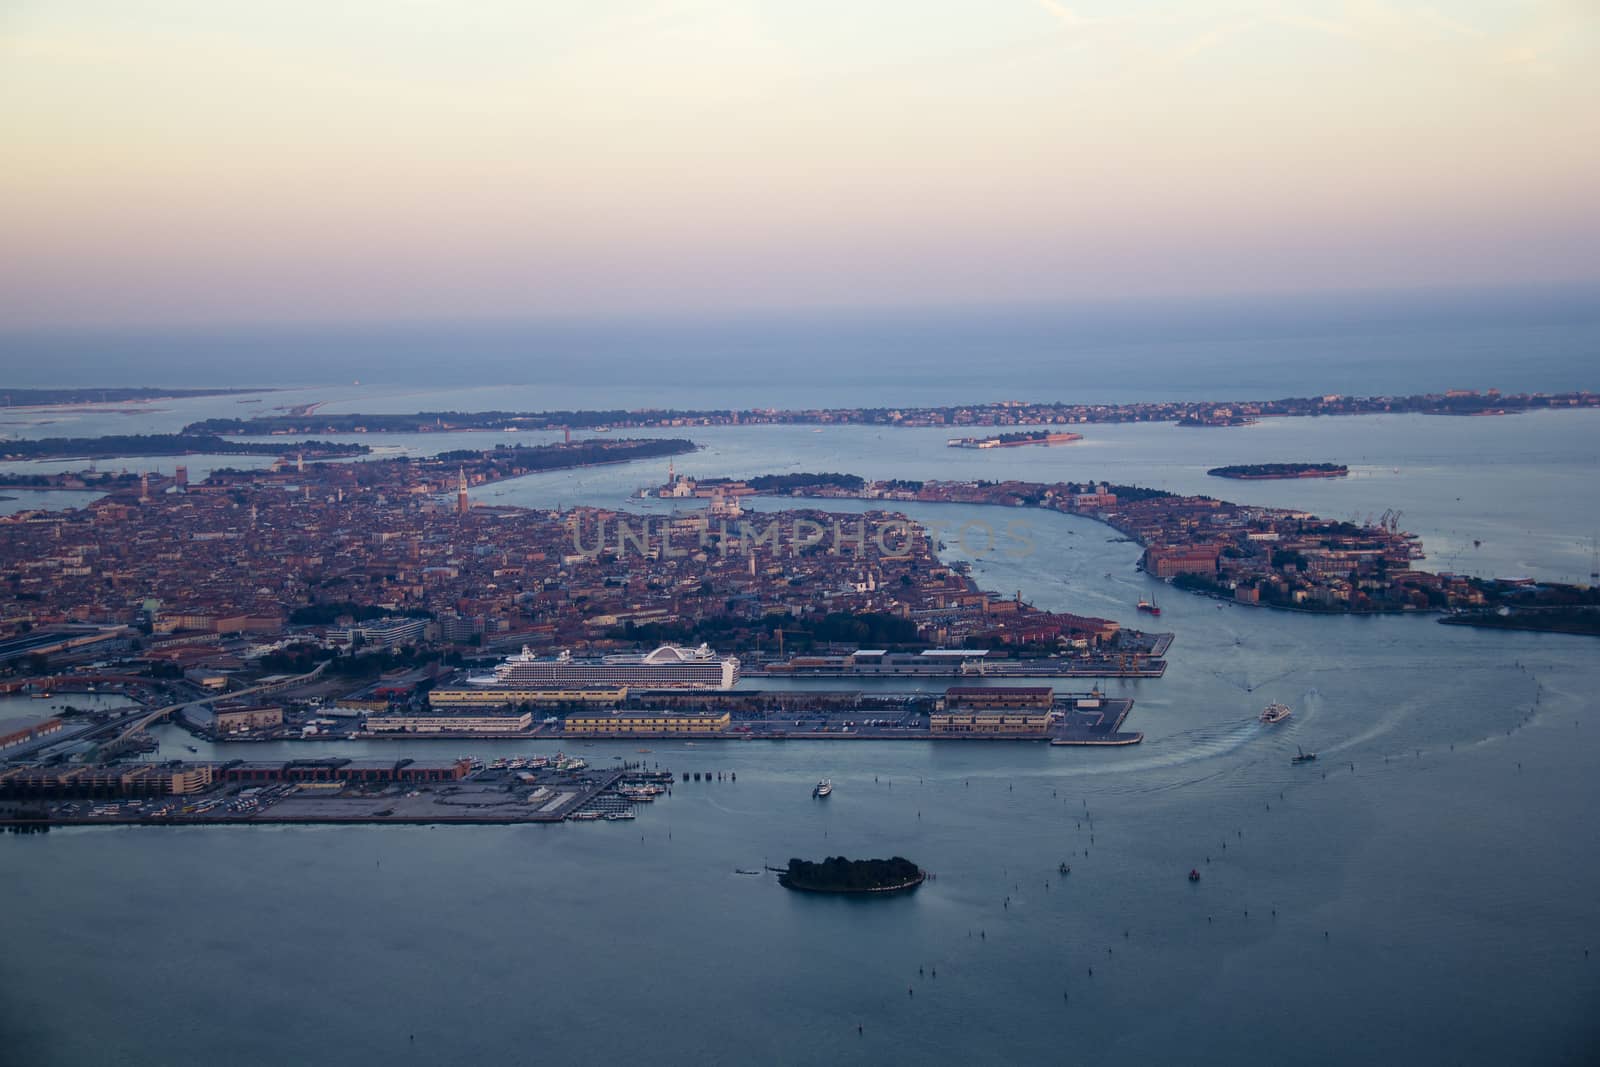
470 644 740 690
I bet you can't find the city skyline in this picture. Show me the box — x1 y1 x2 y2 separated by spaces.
3 0 1597 328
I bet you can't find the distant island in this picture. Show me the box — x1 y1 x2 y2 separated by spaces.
432 437 694 476
778 856 925 894
178 389 1599 438
1207 463 1349 480
1440 606 1600 638
948 430 1082 449
1 387 271 408
0 434 368 462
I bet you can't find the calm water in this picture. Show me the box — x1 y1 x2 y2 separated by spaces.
2 285 1597 405
3 295 1599 1064
5 603 1597 1064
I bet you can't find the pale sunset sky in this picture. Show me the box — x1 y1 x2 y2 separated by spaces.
1 0 1596 327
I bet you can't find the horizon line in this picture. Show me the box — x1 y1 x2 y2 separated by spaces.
4 279 1599 337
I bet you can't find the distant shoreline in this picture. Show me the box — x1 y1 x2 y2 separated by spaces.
176 389 1598 437
0 387 274 410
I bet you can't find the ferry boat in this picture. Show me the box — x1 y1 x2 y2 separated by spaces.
813 778 832 798
1260 703 1292 725
469 644 740 690
1137 597 1161 617
1291 746 1317 764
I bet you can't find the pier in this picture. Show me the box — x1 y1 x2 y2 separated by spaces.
0 760 646 828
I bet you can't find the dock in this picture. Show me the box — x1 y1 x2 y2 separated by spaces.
0 763 650 828
1046 697 1142 745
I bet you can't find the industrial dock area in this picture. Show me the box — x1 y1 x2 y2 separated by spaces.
0 756 671 828
162 680 1143 746
1 684 1141 829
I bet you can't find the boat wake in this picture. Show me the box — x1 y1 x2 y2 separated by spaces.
1060 721 1265 782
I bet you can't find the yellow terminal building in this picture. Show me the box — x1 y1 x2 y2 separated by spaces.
429 686 628 708
564 710 731 737
929 711 1051 736
930 686 1054 735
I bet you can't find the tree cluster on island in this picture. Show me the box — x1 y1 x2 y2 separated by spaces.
778 856 924 893
1206 462 1349 479
433 437 694 472
0 434 367 461
745 472 865 493
0 471 144 489
1439 606 1600 638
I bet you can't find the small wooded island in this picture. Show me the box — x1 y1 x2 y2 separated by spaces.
1206 462 1349 480
778 856 926 894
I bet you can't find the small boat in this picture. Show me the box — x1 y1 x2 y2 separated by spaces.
813 778 833 798
1188 869 1201 882
1260 703 1292 725
1292 746 1317 764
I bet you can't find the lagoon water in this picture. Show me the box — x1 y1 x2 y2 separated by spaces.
3 298 1599 1064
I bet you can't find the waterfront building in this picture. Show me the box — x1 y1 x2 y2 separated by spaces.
1144 544 1222 578
222 758 470 783
929 711 1051 736
0 763 213 798
564 710 731 736
0 716 63 750
365 712 533 734
428 686 628 708
944 686 1054 711
213 705 284 733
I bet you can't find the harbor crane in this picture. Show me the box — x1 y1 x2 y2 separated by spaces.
757 627 812 659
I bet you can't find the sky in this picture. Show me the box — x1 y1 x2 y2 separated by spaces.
1 0 1597 328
